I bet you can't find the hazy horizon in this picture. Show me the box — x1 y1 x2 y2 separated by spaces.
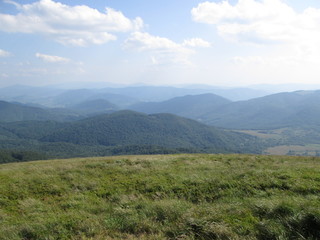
1 0 320 88
3 81 320 94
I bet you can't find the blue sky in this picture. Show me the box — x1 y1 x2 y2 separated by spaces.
1 0 320 88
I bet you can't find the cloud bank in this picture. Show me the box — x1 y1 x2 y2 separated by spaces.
192 0 320 66
192 0 320 46
0 0 143 46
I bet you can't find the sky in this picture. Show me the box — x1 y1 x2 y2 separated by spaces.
1 0 320 88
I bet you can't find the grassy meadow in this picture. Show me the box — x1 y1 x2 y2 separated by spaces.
0 154 320 239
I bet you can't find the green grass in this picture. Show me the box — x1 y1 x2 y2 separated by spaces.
1 154 320 239
265 144 320 156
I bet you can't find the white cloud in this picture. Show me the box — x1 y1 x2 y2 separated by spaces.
36 53 70 63
0 0 143 46
192 0 296 25
192 0 320 65
0 49 11 57
125 32 185 51
182 38 211 47
191 0 320 45
124 32 194 66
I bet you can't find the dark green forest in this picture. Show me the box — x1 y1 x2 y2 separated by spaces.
0 111 266 163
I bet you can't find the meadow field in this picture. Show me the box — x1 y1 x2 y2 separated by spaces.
0 154 320 239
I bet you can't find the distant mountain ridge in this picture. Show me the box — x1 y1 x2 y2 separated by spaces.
0 101 81 122
52 89 138 108
2 89 320 130
128 93 231 120
201 90 320 129
70 99 118 115
128 90 320 130
0 84 271 108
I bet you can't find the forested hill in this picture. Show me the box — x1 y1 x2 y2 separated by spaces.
41 110 262 153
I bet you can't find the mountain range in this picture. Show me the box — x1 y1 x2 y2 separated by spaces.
201 90 320 129
0 84 270 108
128 90 320 130
1 84 320 161
2 87 320 130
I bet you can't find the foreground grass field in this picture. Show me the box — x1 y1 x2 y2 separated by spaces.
0 154 320 239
